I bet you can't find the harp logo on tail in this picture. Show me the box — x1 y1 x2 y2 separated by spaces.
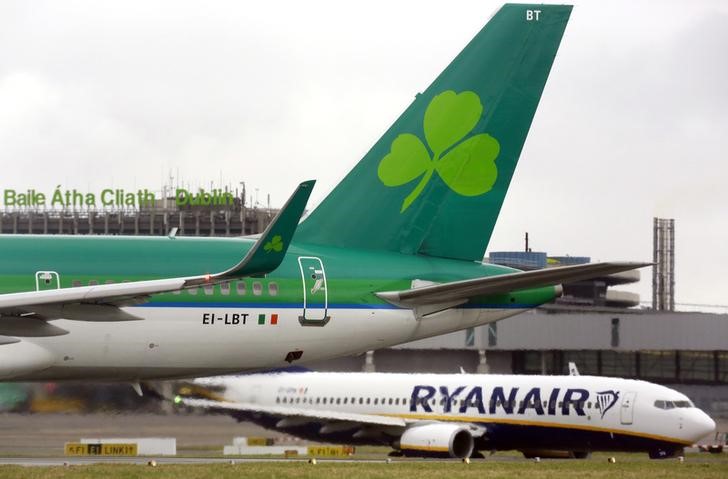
595 390 620 419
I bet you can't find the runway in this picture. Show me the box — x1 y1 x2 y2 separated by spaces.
0 457 396 466
0 413 725 466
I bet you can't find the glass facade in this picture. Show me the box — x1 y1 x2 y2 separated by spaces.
511 350 727 385
639 351 677 380
679 351 715 382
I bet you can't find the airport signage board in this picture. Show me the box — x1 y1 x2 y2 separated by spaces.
307 446 355 457
64 442 138 456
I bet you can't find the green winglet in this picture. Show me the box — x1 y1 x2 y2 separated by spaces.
219 180 315 278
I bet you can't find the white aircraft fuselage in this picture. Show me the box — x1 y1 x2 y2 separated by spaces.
189 372 716 459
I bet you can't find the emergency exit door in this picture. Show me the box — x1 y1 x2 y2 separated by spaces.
297 256 330 326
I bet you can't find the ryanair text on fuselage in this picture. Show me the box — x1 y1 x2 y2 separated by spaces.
410 385 620 419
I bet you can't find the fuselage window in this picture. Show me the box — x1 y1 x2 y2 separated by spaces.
105 279 115 284
236 281 246 295
359 398 363 405
88 280 99 286
276 397 280 404
172 289 181 295
188 287 198 295
343 398 348 404
322 398 327 404
282 397 287 404
374 398 379 405
220 282 231 296
316 398 321 404
366 398 371 405
252 281 263 296
336 398 341 405
268 282 279 296
72 280 81 288
203 284 214 295
388 398 393 405
295 397 300 404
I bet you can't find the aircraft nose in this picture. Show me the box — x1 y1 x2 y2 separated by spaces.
690 410 716 441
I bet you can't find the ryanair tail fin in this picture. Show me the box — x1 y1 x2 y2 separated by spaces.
296 4 572 261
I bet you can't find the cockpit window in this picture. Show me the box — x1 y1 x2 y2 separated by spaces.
654 399 693 410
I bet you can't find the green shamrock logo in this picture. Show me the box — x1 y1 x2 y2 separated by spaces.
377 90 500 213
264 235 284 253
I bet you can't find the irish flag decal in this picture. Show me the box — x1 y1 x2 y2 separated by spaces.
258 313 279 325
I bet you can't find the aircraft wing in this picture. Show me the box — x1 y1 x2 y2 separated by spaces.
179 397 408 428
0 180 315 323
376 262 651 307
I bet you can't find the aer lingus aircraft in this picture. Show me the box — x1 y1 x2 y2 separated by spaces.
176 370 716 459
0 4 646 382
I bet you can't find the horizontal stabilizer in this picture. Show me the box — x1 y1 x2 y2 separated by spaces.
377 262 652 307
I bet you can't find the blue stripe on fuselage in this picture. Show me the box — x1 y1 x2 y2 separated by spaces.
135 302 537 310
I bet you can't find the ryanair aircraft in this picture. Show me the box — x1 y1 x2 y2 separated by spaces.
0 4 645 382
178 371 716 459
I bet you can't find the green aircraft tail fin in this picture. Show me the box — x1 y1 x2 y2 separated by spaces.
296 4 572 261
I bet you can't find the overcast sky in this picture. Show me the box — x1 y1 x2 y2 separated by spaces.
0 0 726 308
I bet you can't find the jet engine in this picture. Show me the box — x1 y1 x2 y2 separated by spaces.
396 423 474 459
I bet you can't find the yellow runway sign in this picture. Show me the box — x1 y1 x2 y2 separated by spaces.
64 443 138 456
307 445 355 457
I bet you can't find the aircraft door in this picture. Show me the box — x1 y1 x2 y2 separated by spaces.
620 391 637 425
35 271 60 291
297 256 330 327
